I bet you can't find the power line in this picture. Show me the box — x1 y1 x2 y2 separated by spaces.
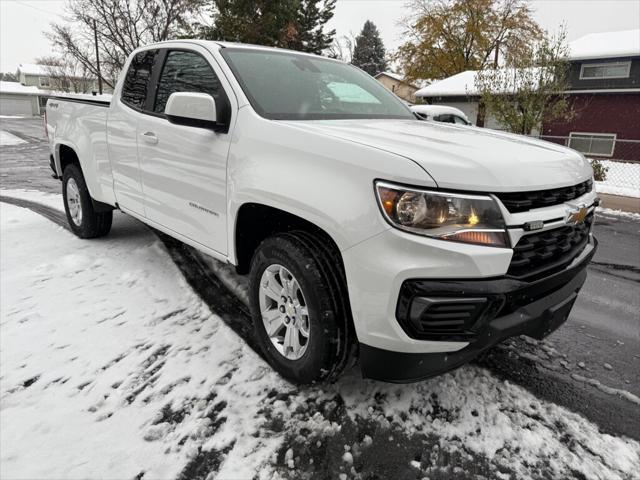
3 0 64 18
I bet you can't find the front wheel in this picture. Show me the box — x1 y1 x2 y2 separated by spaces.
62 164 112 238
249 232 353 384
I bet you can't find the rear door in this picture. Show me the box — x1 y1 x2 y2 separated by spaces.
107 49 161 216
136 46 234 255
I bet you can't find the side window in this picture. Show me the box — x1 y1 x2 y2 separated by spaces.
121 50 158 110
435 114 455 124
154 51 224 114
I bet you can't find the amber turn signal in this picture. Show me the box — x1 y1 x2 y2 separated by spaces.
442 230 507 247
378 187 399 216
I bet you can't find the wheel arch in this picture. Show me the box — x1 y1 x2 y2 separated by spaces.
56 143 113 213
233 202 346 276
54 142 82 177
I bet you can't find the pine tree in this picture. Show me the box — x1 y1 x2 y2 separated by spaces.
351 20 387 76
292 0 336 55
196 0 298 47
195 0 336 54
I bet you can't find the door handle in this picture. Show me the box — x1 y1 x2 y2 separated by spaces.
140 131 158 145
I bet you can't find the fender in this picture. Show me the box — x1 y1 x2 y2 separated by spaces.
224 109 436 266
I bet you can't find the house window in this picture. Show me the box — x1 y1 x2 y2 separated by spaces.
579 61 631 80
569 133 616 157
39 76 50 87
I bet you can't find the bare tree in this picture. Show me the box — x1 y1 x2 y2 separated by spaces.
474 29 573 135
48 0 202 89
0 72 19 82
326 33 355 62
36 56 96 93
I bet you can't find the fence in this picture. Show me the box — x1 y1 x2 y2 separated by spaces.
536 135 640 163
534 135 640 197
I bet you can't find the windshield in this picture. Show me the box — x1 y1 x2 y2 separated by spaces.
221 48 415 121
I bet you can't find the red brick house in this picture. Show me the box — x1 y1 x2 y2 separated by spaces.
543 29 640 161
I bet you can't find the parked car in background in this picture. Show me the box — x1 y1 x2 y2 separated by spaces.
46 40 597 385
411 104 471 125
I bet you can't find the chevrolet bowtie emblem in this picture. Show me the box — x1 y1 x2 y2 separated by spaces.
566 206 588 225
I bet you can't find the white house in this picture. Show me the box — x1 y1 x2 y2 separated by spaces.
17 63 54 89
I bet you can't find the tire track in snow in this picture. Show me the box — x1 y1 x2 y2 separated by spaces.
1 194 638 443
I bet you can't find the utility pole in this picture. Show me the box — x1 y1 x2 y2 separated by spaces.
93 19 103 95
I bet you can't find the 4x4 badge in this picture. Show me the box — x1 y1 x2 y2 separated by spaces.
566 205 588 225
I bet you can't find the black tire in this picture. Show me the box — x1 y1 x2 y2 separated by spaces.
249 231 354 384
62 164 112 238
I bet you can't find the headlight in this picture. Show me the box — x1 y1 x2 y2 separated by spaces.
375 181 508 247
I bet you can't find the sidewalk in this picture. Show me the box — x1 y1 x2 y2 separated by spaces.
599 193 640 214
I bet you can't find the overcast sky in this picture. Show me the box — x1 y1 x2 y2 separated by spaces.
1 0 639 73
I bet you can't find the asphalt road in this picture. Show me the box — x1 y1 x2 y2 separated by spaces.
2 117 639 443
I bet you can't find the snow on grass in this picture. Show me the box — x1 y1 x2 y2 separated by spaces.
595 160 640 199
596 183 640 198
597 206 640 221
2 191 640 480
0 130 26 146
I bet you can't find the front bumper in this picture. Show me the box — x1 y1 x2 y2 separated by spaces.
359 238 597 382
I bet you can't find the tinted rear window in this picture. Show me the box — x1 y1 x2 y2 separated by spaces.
121 50 159 110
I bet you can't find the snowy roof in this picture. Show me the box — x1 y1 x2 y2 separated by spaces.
375 71 419 88
415 68 547 97
17 63 50 76
0 81 42 95
415 71 479 97
376 71 404 82
569 29 640 60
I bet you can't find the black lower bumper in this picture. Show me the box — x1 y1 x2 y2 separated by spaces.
360 239 597 383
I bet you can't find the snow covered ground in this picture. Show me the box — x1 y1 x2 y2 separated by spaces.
595 160 640 198
0 130 27 146
2 190 640 480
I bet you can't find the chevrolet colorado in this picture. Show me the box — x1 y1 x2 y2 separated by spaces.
46 40 598 384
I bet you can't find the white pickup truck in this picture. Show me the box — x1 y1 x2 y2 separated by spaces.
46 40 598 384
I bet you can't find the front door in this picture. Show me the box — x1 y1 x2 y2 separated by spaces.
137 48 234 255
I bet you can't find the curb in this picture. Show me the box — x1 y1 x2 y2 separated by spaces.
598 193 640 214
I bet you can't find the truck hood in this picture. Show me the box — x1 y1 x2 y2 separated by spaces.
282 119 592 192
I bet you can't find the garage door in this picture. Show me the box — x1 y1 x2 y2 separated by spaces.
0 96 32 116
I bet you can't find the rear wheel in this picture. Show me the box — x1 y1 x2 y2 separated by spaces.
62 164 112 238
249 232 353 384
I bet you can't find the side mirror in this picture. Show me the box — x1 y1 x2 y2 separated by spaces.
165 92 220 130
